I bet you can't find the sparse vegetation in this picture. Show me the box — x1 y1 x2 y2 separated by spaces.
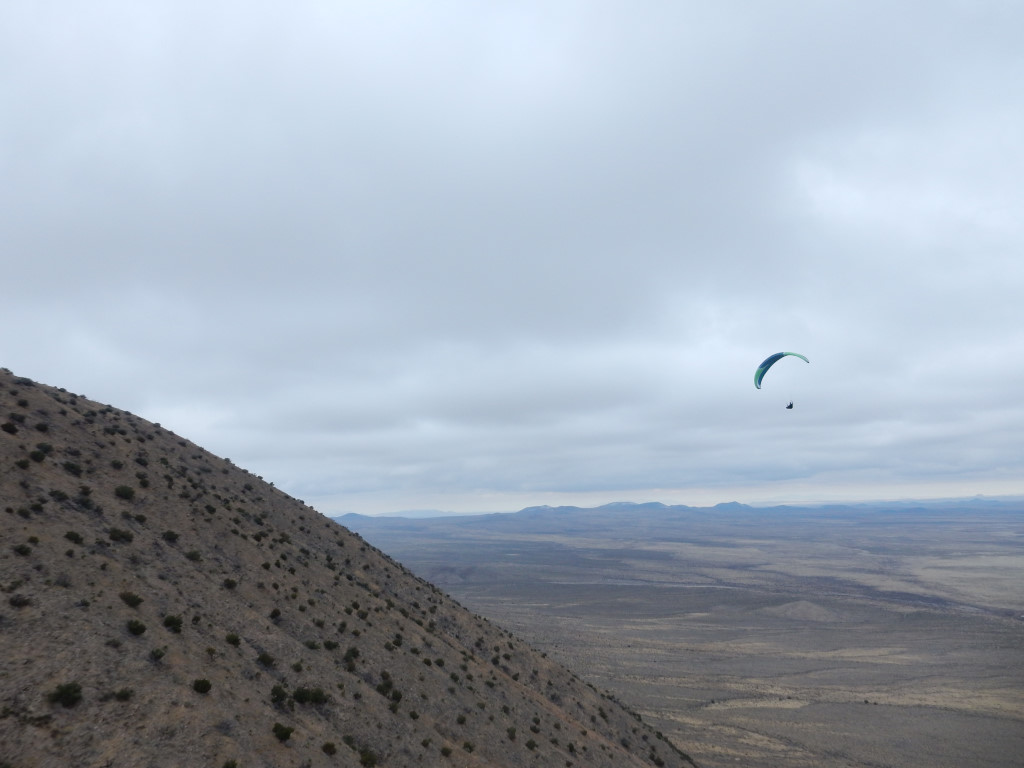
126 619 147 636
108 528 133 543
47 682 83 708
0 369 702 768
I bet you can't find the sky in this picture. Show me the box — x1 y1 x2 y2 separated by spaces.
3 2 1023 515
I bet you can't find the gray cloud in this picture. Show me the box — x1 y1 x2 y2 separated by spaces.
3 1 1022 513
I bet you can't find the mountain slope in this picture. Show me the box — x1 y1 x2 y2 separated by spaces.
0 368 695 768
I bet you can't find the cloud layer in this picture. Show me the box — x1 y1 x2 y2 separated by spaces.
4 2 1023 513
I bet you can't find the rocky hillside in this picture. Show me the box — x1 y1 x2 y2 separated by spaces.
0 368 695 768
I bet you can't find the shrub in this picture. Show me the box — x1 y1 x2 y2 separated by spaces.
272 722 294 742
192 679 212 694
222 578 237 590
126 620 147 636
12 544 31 556
225 633 241 646
185 550 201 562
108 528 133 544
257 652 275 667
270 684 288 704
65 531 84 545
120 591 143 607
359 749 378 767
163 615 183 633
322 742 337 755
161 530 179 543
293 686 328 705
114 485 135 501
47 682 83 708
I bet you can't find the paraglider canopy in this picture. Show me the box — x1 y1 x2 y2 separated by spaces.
754 352 809 389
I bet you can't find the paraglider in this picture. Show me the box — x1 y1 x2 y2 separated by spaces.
755 352 809 409
753 352 809 389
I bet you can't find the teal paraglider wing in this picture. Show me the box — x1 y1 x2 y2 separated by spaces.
754 352 809 389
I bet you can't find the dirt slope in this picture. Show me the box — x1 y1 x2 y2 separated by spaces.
0 368 695 768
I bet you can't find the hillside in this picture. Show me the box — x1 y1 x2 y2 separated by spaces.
0 368 695 768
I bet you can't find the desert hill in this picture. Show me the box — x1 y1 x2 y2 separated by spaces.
0 368 695 768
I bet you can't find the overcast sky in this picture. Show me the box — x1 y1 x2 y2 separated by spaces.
3 2 1022 515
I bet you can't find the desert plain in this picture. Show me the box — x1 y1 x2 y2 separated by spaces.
345 502 1024 768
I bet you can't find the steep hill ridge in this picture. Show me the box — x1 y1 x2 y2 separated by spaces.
0 368 695 768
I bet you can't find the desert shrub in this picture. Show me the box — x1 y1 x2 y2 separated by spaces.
293 687 328 705
120 591 143 607
12 544 31 556
272 723 293 742
64 531 83 544
62 461 82 476
359 749 378 766
322 742 337 755
149 647 166 662
440 746 452 756
324 640 339 650
222 578 237 590
47 682 82 708
114 485 135 501
114 688 133 701
257 652 275 667
270 684 288 704
2 422 17 434
126 620 147 636
161 530 179 543
108 528 133 544
185 550 201 562
225 633 240 646
525 739 537 750
192 679 212 694
9 594 31 608
163 615 183 633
